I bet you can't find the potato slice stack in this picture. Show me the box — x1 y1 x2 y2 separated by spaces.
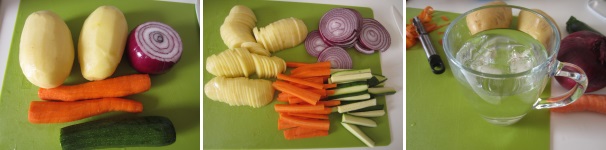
204 76 274 108
253 17 308 52
206 48 285 78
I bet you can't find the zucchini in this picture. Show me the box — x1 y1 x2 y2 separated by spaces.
350 104 384 113
368 87 396 96
366 76 380 87
341 123 375 147
325 91 367 100
336 81 367 88
373 74 387 83
342 114 377 127
333 84 368 97
60 116 176 150
330 72 373 83
331 68 371 76
348 110 385 117
338 99 376 113
566 16 601 34
330 69 350 74
376 82 386 87
339 94 371 101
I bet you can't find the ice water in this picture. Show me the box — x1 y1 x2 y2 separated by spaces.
455 29 548 125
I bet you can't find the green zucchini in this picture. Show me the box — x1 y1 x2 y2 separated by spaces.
368 87 396 96
350 104 384 113
566 16 601 34
331 68 371 76
60 116 176 150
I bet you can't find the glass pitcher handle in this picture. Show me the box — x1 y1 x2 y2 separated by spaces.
534 61 588 109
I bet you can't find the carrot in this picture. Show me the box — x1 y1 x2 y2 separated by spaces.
306 88 327 97
280 114 330 130
277 92 290 102
278 74 324 90
283 127 328 140
296 61 331 69
318 100 341 107
286 62 311 68
323 83 337 89
274 104 325 113
288 113 329 120
441 16 449 21
290 69 331 78
38 74 151 101
28 97 143 124
272 81 321 105
288 96 304 104
326 90 336 96
278 117 298 130
302 77 324 84
551 94 606 114
438 31 445 35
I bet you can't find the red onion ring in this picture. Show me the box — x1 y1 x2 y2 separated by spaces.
319 8 361 44
354 41 374 54
317 46 352 69
304 30 330 57
127 21 182 74
359 18 390 52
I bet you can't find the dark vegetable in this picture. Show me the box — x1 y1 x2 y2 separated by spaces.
566 16 601 34
305 30 330 57
317 46 352 69
358 18 391 52
128 21 183 74
60 116 176 150
556 31 606 92
319 8 362 47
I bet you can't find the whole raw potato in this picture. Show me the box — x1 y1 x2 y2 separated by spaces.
466 1 512 35
19 10 74 88
78 6 128 81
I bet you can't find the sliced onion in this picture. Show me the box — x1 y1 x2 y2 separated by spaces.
304 30 330 57
359 18 390 52
354 41 375 54
127 21 183 74
317 46 352 69
319 8 361 44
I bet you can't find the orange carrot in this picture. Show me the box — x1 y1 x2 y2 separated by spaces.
286 62 311 68
278 74 324 90
288 113 329 120
274 104 325 113
273 81 321 105
441 16 449 21
302 77 324 84
38 74 151 101
283 127 328 140
323 83 337 89
288 96 304 104
304 107 332 115
277 93 290 102
278 117 298 130
280 114 330 130
551 94 606 114
318 100 341 107
306 88 327 97
291 69 331 78
28 97 143 124
296 61 331 69
326 90 336 96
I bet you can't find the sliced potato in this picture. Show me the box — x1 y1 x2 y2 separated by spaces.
466 1 512 35
19 10 74 88
253 17 307 52
204 76 274 108
241 42 270 56
221 5 257 49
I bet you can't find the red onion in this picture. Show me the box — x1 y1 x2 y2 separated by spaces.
319 8 362 46
354 41 374 54
556 31 606 92
359 18 390 52
127 21 182 74
317 46 352 69
305 30 330 57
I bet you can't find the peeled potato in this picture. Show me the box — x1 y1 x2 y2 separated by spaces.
19 11 74 88
241 42 270 56
466 1 512 35
204 76 274 108
206 48 285 78
221 5 257 49
518 9 559 48
78 6 128 81
253 17 307 52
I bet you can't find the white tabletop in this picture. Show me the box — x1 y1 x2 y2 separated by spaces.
407 0 606 150
0 0 404 149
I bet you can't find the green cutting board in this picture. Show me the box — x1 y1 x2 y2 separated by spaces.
203 0 391 149
0 0 199 149
405 8 550 150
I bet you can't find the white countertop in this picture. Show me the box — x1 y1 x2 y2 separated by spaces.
407 0 606 150
0 0 404 149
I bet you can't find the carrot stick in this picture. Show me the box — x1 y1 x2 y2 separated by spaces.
278 74 324 90
274 104 325 113
318 100 341 107
441 16 449 21
551 94 606 114
280 114 330 131
323 84 337 89
326 90 335 96
277 92 290 102
288 96 304 104
302 77 324 84
38 74 151 101
272 81 321 105
278 117 298 130
288 113 329 120
286 62 311 68
283 127 328 140
28 97 143 124
306 88 327 97
296 61 331 69
301 107 332 115
291 69 331 78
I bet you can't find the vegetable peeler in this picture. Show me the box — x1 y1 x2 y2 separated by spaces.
412 16 445 74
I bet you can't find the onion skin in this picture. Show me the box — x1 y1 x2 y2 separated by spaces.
127 22 183 74
556 31 606 92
